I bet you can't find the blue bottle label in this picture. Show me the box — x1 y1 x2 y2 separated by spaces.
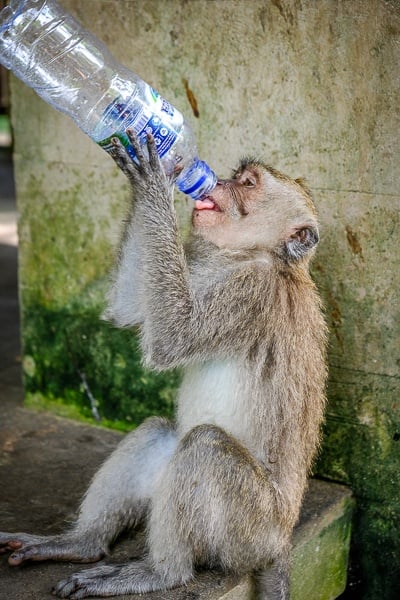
97 87 183 161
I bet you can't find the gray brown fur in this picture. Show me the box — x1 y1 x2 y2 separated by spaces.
0 133 327 599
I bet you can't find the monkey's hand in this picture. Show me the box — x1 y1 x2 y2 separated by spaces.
109 130 173 210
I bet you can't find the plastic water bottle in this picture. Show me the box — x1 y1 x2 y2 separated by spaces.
0 0 217 200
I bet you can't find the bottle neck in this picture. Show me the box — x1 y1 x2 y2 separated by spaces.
176 159 217 200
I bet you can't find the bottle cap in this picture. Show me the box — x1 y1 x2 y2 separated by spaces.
176 160 217 200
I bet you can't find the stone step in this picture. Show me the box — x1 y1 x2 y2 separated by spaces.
0 401 354 599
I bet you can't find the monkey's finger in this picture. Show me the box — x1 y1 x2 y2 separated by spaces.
146 132 162 171
0 532 27 553
126 129 148 167
109 138 140 180
53 575 89 599
8 550 29 565
8 544 53 565
109 137 132 166
0 539 22 553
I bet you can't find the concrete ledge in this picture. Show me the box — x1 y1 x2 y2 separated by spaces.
0 396 354 600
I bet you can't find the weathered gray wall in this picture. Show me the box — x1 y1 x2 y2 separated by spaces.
10 0 400 597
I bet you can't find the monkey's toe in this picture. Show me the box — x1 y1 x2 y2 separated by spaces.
8 545 44 565
0 539 22 554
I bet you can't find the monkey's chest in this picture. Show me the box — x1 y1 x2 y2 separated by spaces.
176 360 249 441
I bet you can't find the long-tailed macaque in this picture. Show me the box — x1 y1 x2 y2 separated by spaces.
0 132 327 599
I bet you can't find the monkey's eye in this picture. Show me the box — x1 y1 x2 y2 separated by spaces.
242 177 256 188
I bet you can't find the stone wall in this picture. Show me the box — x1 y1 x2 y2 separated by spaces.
10 1 400 597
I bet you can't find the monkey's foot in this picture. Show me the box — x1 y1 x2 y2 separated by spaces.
54 560 191 599
0 531 104 565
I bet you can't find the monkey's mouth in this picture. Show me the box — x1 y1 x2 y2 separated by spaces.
194 197 221 211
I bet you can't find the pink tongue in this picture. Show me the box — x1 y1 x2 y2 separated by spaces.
195 198 215 210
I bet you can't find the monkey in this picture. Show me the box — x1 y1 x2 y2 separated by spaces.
0 131 327 599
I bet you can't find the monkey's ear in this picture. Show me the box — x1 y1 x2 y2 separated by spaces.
285 224 319 261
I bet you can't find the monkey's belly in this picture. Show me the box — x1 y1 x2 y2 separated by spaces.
176 360 249 441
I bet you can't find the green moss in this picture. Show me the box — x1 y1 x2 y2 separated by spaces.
318 368 400 503
0 114 11 137
21 300 181 429
317 366 400 598
18 177 115 309
25 392 135 432
347 501 400 600
291 498 354 600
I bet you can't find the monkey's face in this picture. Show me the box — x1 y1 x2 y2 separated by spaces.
192 161 319 261
192 163 265 244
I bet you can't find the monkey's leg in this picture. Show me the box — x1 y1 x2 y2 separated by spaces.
54 483 194 598
52 423 289 599
54 418 194 598
1 417 177 567
147 424 291 600
254 551 291 600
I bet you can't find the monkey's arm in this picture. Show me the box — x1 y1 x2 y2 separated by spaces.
103 218 145 327
110 133 272 369
103 142 155 327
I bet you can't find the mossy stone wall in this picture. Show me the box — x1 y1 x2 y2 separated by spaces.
10 1 400 597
